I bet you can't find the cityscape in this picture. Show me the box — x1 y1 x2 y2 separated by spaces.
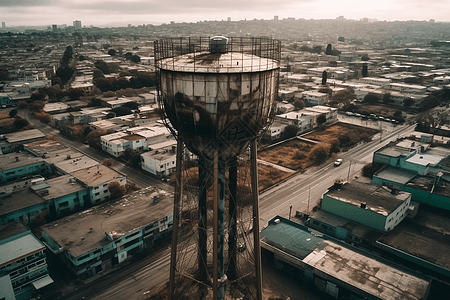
1 14 450 300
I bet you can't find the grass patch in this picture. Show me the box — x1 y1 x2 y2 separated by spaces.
258 163 291 191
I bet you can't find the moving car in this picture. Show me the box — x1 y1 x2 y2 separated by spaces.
334 158 343 166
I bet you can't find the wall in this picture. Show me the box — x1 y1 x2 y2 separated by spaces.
322 195 387 231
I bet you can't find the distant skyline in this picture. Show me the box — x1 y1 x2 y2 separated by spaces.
0 0 448 27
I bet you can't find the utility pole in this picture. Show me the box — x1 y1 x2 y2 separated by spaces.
347 160 352 181
289 204 293 220
307 188 311 215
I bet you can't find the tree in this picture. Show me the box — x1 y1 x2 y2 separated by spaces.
34 111 51 123
317 114 326 125
108 181 127 199
103 158 114 167
284 124 299 138
93 78 112 92
325 44 333 55
107 49 116 56
403 98 415 107
86 129 114 149
393 110 402 117
363 93 379 103
9 109 18 117
382 93 391 104
293 99 305 110
18 100 28 108
14 118 29 129
361 54 370 61
111 106 132 117
125 52 133 60
93 69 105 79
309 142 331 164
322 71 327 86
68 87 86 100
416 111 446 143
31 101 45 112
94 60 110 74
333 88 356 107
420 95 439 110
313 46 322 54
338 36 345 42
51 76 63 86
56 66 75 84
362 64 368 77
130 54 141 63
121 101 139 110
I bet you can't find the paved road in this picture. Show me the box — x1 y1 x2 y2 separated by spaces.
54 120 415 300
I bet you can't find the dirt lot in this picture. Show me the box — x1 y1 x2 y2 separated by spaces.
258 122 379 171
352 104 402 117
304 122 379 144
258 139 315 171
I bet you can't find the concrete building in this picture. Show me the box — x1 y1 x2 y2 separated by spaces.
0 221 53 300
0 152 48 183
0 93 15 107
261 216 431 300
2 129 46 153
140 140 177 177
41 187 173 280
301 91 328 105
322 181 412 232
70 164 126 204
360 77 392 88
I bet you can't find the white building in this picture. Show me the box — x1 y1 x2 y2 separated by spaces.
141 140 178 177
302 91 328 106
360 77 392 88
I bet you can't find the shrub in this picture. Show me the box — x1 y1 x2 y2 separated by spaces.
13 118 29 129
309 142 331 164
103 158 114 167
34 111 51 123
108 181 127 199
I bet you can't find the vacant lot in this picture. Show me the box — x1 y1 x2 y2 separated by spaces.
304 122 379 145
352 104 402 117
258 139 315 171
259 122 379 171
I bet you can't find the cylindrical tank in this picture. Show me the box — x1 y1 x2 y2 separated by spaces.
155 37 280 161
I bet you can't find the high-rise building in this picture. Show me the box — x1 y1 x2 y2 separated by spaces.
1 22 5 29
52 24 57 32
73 20 82 30
227 17 231 22
274 15 279 21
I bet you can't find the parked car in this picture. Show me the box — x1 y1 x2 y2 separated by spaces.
334 158 343 166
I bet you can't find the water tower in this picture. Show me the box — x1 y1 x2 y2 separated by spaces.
155 36 280 300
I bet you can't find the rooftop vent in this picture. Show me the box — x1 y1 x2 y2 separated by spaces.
360 202 367 209
209 36 228 54
15 156 19 162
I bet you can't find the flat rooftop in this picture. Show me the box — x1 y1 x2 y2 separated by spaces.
41 187 173 258
325 181 411 216
405 175 450 198
44 150 99 173
406 153 444 166
39 175 86 200
0 184 47 216
4 129 45 144
24 139 68 157
309 210 383 242
378 206 450 273
261 217 431 300
0 220 28 242
374 166 417 185
0 151 45 172
0 233 45 267
70 164 124 187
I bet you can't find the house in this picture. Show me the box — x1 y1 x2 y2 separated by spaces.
0 221 53 300
2 129 46 153
40 187 173 280
140 140 177 177
70 164 126 204
301 91 328 106
360 77 391 88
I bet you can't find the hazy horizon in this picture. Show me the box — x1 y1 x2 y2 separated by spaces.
1 0 448 28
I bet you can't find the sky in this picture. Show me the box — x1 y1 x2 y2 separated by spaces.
1 0 449 27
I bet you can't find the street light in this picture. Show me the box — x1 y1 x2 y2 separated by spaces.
289 204 293 220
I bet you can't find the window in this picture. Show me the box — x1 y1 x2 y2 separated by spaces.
312 220 319 226
95 192 100 196
60 201 69 207
321 224 328 230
